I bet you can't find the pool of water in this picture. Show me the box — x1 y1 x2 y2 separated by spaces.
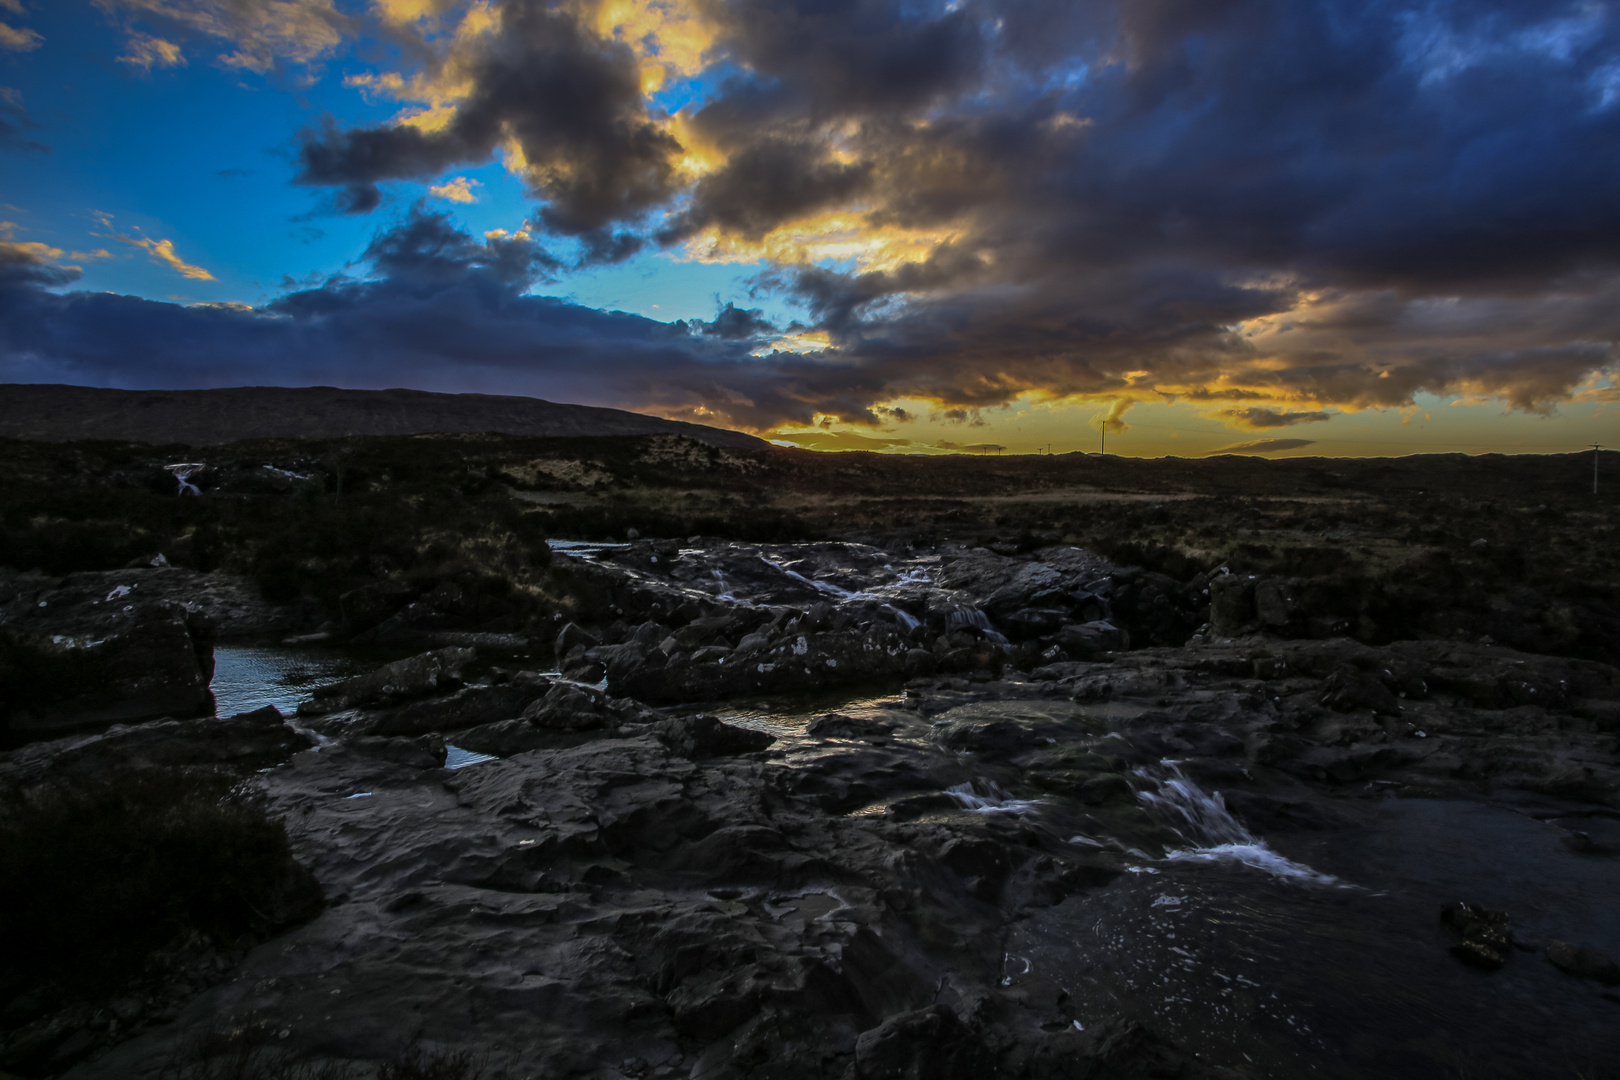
210 645 369 718
1010 796 1620 1079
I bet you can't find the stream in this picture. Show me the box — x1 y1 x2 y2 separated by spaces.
210 631 1620 1077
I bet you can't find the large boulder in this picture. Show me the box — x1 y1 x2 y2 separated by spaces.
1 600 215 738
0 706 311 784
297 647 476 716
854 1005 994 1080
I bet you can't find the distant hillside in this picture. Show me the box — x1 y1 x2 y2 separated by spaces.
0 385 767 450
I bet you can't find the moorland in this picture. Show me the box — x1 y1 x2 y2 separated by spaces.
1 422 1618 1079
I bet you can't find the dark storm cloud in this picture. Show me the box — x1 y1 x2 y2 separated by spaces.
0 211 887 427
697 302 775 339
0 212 712 396
698 0 1620 423
703 0 985 121
1219 408 1336 429
663 139 872 242
295 1 681 232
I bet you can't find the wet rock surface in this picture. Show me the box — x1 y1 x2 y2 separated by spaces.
0 567 301 739
2 531 1618 1078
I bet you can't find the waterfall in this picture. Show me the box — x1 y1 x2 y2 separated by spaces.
944 780 1041 814
945 605 1010 646
165 462 205 496
1135 761 1343 885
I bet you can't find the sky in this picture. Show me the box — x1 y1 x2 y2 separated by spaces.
2 0 1619 457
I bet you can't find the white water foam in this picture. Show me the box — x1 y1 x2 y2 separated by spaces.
445 745 498 769
1135 761 1343 886
165 462 205 496
946 780 1042 815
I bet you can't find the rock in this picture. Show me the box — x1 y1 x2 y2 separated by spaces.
1209 574 1256 634
2 600 215 738
806 713 898 739
1077 774 1133 805
630 620 669 646
983 562 1067 618
733 632 771 658
298 647 476 716
935 702 1084 758
854 1005 993 1080
1441 902 1513 970
1070 1015 1191 1078
1546 940 1620 985
342 734 448 769
1319 667 1402 715
904 648 937 676
323 679 556 738
451 717 562 756
554 621 600 659
1254 578 1301 628
1004 608 1069 641
523 684 612 731
0 705 312 784
657 714 775 758
1055 620 1127 658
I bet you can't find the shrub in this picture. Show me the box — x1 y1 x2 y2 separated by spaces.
162 1028 497 1080
162 1022 353 1080
0 770 311 996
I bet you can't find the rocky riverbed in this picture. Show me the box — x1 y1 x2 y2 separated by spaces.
3 535 1619 1079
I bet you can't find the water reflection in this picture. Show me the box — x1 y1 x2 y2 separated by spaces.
210 645 367 717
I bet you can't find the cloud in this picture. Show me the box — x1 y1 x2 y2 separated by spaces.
428 175 480 203
1209 439 1318 455
293 3 683 232
1218 407 1337 429
118 33 186 70
0 85 46 153
0 234 82 289
95 215 216 280
771 430 912 452
18 0 1620 437
0 21 40 51
92 0 348 74
696 302 773 340
934 441 1006 453
0 209 767 407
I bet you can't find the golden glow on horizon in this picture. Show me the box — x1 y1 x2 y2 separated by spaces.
741 389 1618 459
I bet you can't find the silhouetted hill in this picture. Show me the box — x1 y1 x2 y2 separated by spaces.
0 385 766 450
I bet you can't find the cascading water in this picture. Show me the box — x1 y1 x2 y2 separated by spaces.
945 779 1042 814
1134 761 1343 885
165 462 205 496
945 605 1010 646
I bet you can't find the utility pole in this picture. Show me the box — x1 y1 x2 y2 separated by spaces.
1101 423 1106 456
1595 444 1602 495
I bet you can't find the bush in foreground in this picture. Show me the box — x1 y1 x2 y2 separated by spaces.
0 769 318 999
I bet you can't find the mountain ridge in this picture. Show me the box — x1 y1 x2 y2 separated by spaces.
0 385 767 449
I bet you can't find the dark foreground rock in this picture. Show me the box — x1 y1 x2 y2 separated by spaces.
9 610 1606 1079
0 528 1615 1078
0 566 298 739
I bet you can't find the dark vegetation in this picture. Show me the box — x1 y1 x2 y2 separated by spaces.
1 435 1617 659
161 1026 495 1080
0 770 314 1003
163 1029 495 1080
